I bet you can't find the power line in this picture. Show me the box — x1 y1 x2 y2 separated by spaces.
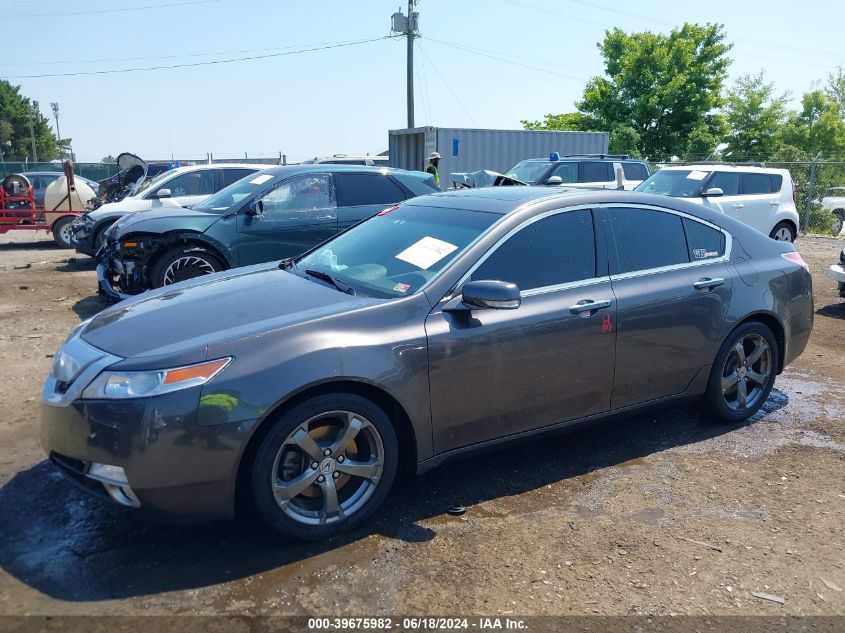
416 42 477 126
424 36 589 82
5 0 221 18
1 37 391 67
415 41 433 125
2 36 400 79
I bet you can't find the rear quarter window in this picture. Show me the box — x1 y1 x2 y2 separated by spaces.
683 218 725 261
621 162 649 180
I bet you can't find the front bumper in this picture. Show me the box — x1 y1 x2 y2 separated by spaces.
41 337 254 522
826 264 845 297
71 218 97 256
97 262 131 301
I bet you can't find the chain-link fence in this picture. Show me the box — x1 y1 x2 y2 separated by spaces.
0 161 118 182
653 160 845 236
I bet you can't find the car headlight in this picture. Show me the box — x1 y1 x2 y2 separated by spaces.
81 357 232 399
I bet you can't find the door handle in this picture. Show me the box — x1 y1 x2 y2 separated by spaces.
568 299 611 314
732 203 744 209
693 277 725 290
769 201 780 206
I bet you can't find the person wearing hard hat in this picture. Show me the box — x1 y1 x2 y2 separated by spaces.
425 151 441 189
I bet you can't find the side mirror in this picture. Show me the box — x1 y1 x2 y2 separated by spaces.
153 188 172 199
453 280 521 311
702 187 724 197
245 199 264 216
544 176 563 185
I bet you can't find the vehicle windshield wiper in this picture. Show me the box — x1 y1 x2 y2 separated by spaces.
303 268 356 295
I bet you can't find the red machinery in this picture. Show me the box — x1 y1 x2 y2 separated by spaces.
0 162 87 248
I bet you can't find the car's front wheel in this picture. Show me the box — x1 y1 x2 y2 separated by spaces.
769 221 795 242
251 393 398 540
151 246 223 288
706 321 778 423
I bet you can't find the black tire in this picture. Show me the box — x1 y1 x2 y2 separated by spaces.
832 210 844 236
251 393 398 540
150 245 223 288
51 216 75 249
706 321 779 423
769 221 795 242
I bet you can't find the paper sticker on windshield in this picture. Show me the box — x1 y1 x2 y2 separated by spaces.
393 282 411 293
686 170 707 180
249 174 274 185
395 237 458 270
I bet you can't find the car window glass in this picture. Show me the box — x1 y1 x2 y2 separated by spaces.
621 162 649 180
471 209 596 290
770 174 783 191
221 168 256 188
741 173 774 195
683 218 725 261
580 161 611 182
258 173 336 222
550 162 578 183
709 173 740 195
157 170 215 197
336 173 406 206
609 207 689 274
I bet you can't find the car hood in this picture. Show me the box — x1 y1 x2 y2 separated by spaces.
81 263 382 359
113 207 222 237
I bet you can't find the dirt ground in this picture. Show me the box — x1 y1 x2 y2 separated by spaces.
0 231 843 618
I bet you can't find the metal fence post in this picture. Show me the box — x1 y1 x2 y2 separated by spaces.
803 153 820 233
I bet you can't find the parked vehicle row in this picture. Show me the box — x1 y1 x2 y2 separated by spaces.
42 185 814 538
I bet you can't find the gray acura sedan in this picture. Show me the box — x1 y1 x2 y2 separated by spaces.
42 187 813 539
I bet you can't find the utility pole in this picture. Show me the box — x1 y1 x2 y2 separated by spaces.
28 101 39 163
391 1 419 128
50 102 62 158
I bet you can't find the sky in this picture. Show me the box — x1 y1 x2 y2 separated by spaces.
1 0 843 163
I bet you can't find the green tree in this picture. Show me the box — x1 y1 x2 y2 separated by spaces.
520 113 641 156
776 90 845 158
101 154 118 164
722 71 789 161
0 80 60 161
825 65 845 115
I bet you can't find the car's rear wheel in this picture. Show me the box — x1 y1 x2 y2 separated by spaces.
52 217 75 248
769 222 795 242
832 210 844 236
151 246 223 288
251 393 398 540
706 322 778 423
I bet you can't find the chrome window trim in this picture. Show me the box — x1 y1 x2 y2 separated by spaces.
601 203 733 281
522 275 611 298
443 203 599 302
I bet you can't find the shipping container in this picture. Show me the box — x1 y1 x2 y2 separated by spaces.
388 127 609 190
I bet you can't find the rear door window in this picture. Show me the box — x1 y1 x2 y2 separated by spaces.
608 207 689 274
579 161 612 183
709 172 740 195
220 168 256 188
335 173 407 207
471 209 596 290
683 218 725 261
741 173 775 195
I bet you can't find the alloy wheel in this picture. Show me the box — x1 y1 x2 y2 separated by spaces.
162 255 216 285
270 410 385 526
773 227 792 241
60 223 74 245
720 333 772 412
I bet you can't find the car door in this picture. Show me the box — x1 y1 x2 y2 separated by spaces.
425 207 616 453
738 172 780 234
335 172 409 229
236 172 337 265
605 205 733 409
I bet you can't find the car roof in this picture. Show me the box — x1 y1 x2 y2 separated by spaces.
254 164 418 177
518 157 644 163
404 186 741 224
19 171 96 181
657 164 787 174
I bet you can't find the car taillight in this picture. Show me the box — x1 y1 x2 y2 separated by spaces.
791 181 797 202
782 252 809 271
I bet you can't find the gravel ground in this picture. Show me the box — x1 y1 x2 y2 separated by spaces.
0 231 843 618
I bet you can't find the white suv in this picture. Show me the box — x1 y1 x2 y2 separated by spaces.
635 165 799 241
820 187 845 235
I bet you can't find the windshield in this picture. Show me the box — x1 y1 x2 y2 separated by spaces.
296 204 499 298
504 161 553 184
134 169 175 196
635 169 709 197
192 172 278 214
